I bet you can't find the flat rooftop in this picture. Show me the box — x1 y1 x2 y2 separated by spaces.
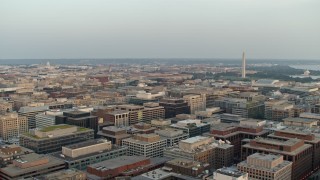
216 167 247 178
0 155 64 176
181 136 209 144
52 146 127 162
166 158 208 169
102 126 126 132
283 117 317 123
89 156 149 170
39 124 74 132
63 139 110 150
243 139 312 156
106 110 129 115
254 138 301 146
248 153 282 161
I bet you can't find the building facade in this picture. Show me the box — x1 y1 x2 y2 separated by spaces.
0 113 28 142
122 133 167 158
20 124 94 154
238 153 292 180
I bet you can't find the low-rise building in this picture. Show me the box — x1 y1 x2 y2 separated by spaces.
213 167 248 180
0 144 33 167
20 124 94 154
164 158 210 177
86 156 169 180
34 169 86 180
52 139 127 170
283 117 318 128
0 153 65 180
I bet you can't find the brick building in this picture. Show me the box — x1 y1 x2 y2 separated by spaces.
241 137 313 180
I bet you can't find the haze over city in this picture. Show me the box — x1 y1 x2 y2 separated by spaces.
1 1 320 180
1 0 320 60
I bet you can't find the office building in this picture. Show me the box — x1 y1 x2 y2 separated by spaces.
214 98 265 119
265 100 305 121
0 113 28 142
170 119 210 137
20 124 94 154
34 169 86 180
56 111 99 137
105 110 129 127
183 94 206 114
116 103 165 125
209 120 269 159
150 119 172 128
97 126 131 146
283 117 318 128
122 133 167 157
127 122 157 134
164 158 210 177
91 106 115 124
142 102 165 123
159 98 190 118
0 153 65 180
86 156 169 179
155 128 189 147
0 144 33 168
52 139 127 170
268 128 320 171
264 100 287 120
18 106 49 129
35 110 64 128
237 153 292 180
241 137 313 180
213 167 248 180
164 136 234 169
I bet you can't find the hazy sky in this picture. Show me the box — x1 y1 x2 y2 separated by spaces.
1 0 319 59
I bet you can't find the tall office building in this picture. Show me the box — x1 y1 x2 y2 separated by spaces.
208 120 269 159
122 133 167 158
241 137 313 180
237 153 292 180
268 128 320 171
18 106 49 129
116 103 165 125
0 113 28 142
159 98 190 118
164 136 234 169
242 51 246 78
183 94 206 114
0 153 65 180
105 110 129 127
56 111 99 137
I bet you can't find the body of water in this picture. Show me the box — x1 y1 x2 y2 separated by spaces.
290 75 320 80
290 65 320 71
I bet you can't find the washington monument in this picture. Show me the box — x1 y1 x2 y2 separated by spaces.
242 51 246 78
